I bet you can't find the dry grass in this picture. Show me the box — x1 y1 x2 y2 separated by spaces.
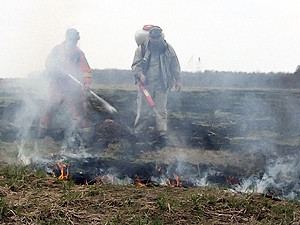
0 165 299 225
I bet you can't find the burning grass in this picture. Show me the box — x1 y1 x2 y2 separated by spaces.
0 165 299 224
1 82 300 223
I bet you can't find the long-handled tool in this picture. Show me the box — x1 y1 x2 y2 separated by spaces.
67 73 117 114
137 80 155 107
136 79 160 123
134 79 158 130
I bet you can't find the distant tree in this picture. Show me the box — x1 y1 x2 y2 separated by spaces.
295 65 300 75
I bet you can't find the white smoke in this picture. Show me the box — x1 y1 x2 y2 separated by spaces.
14 74 90 165
234 155 300 199
15 84 46 165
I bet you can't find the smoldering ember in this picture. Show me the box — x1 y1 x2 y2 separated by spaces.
1 68 300 200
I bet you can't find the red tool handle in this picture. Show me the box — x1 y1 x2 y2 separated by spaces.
137 80 155 107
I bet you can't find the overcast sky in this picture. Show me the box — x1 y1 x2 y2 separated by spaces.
1 0 300 78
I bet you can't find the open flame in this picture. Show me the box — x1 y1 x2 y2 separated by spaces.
135 174 146 187
57 161 69 180
226 176 240 187
166 174 182 187
91 174 118 185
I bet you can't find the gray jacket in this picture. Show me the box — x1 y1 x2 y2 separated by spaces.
132 41 181 90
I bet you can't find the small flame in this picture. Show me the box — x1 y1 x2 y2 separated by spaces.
57 161 69 180
226 176 235 185
226 176 240 187
97 175 115 184
166 174 182 187
174 174 182 187
100 176 106 184
94 176 105 184
135 174 146 187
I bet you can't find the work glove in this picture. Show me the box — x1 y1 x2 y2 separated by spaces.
175 80 182 92
83 76 92 91
138 74 146 83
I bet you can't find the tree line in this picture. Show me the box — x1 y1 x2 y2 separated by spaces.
92 68 300 89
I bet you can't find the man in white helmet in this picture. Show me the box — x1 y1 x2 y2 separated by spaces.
38 28 92 140
132 25 181 149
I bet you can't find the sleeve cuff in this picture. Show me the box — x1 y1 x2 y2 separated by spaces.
83 73 92 78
